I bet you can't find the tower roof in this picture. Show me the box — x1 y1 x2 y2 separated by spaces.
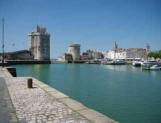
113 41 118 50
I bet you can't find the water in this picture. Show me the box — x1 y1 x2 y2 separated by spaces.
12 63 161 123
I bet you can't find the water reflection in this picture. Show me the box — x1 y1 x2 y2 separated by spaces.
102 64 161 76
141 69 161 76
28 64 51 84
102 64 131 72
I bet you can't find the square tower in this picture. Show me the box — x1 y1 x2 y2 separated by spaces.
28 25 50 60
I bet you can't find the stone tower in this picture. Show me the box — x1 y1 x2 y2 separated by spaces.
28 25 50 60
113 41 118 50
146 44 150 54
68 44 80 61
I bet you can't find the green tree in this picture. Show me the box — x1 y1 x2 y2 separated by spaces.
148 50 161 59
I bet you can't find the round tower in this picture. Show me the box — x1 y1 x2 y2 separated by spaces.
68 44 80 61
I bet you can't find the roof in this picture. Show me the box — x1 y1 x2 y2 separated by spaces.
0 50 30 55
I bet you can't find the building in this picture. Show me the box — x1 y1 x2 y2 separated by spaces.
68 44 80 61
82 50 103 60
0 50 33 60
105 42 150 60
106 49 127 60
126 48 148 60
82 52 89 60
0 25 50 62
28 25 50 60
91 50 103 59
146 44 150 54
58 43 80 62
58 53 72 62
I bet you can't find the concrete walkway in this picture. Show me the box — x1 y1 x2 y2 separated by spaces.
0 68 117 123
0 69 18 123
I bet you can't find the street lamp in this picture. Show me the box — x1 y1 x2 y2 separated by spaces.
2 18 5 67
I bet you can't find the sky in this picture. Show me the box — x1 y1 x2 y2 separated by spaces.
0 0 161 58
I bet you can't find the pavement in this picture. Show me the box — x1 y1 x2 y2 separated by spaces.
0 68 18 123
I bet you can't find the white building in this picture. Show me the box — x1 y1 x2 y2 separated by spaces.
105 42 150 60
106 50 127 60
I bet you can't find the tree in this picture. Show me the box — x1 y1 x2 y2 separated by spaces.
148 50 161 59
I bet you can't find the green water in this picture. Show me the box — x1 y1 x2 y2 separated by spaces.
12 63 161 123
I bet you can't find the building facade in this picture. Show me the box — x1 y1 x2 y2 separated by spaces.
105 42 150 60
82 50 103 60
28 25 50 60
0 50 34 60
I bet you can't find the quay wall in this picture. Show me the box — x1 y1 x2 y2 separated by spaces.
4 67 118 123
0 60 51 66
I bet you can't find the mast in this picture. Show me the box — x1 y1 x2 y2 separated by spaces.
2 18 5 67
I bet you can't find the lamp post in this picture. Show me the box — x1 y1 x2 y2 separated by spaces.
2 18 5 67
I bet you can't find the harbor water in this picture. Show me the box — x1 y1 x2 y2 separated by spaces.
12 63 161 123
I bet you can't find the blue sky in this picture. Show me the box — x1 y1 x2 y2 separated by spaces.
0 0 161 58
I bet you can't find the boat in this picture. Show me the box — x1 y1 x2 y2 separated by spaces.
141 61 160 70
102 59 125 65
150 65 161 70
141 60 158 65
141 63 151 70
86 60 100 64
132 61 143 67
112 60 125 65
101 59 107 64
101 59 112 64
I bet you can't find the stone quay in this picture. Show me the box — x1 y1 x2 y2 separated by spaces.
0 67 118 123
